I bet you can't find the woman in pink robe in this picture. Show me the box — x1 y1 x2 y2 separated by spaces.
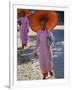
18 11 29 48
35 21 53 79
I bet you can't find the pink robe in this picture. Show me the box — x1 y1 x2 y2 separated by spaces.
18 16 29 45
36 30 53 73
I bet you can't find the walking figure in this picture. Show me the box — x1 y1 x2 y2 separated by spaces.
35 19 54 79
17 10 29 49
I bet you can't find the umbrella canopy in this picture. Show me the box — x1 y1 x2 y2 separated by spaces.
29 10 58 32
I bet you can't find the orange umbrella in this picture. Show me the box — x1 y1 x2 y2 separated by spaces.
17 9 30 18
17 9 22 18
29 10 58 32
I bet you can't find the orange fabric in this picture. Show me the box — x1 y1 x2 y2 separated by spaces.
17 9 30 18
17 9 23 18
25 9 30 17
30 10 58 32
43 72 48 77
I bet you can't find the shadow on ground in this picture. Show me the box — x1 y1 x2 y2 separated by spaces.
52 30 64 78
